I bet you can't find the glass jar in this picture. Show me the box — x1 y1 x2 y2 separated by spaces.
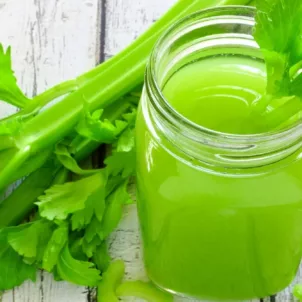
136 6 302 301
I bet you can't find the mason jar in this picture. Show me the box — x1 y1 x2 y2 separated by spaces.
136 6 302 301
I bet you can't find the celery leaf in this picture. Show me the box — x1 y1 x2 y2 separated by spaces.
254 0 302 95
116 128 135 153
0 228 36 290
105 149 136 178
82 235 102 258
71 184 106 231
57 244 101 287
7 220 54 264
93 243 110 272
84 216 104 243
37 173 106 220
291 73 302 97
0 45 29 108
42 223 69 272
101 181 132 240
55 143 102 175
76 109 127 143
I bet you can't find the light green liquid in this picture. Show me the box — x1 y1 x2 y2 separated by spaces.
136 56 302 300
165 56 269 134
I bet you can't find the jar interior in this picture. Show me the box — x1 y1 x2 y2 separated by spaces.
147 7 301 169
152 12 300 136
163 54 267 135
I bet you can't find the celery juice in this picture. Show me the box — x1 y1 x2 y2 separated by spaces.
136 56 302 300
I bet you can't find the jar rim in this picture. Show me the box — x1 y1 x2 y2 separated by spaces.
147 5 301 148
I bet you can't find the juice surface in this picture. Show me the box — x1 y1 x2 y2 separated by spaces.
165 56 268 134
136 56 302 300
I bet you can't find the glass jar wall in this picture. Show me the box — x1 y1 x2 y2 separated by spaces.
136 6 302 301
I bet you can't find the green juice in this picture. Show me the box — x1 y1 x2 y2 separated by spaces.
136 56 302 300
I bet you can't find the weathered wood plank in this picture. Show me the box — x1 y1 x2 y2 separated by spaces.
103 0 175 60
2 274 43 302
0 0 101 301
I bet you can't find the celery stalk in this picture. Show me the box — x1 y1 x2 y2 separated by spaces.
0 0 252 192
117 281 173 302
0 164 60 227
264 96 301 129
0 100 133 227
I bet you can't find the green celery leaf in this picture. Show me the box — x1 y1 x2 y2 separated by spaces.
116 128 135 153
55 142 102 175
128 91 141 104
106 175 124 197
69 238 87 261
101 181 132 240
93 243 110 272
7 220 54 264
71 201 94 231
97 260 125 302
290 73 302 97
0 115 24 154
34 221 55 263
37 172 106 221
254 0 302 56
7 224 37 259
0 45 29 108
84 215 104 243
0 228 36 290
71 183 106 231
57 244 101 287
254 0 302 95
76 109 127 143
106 118 136 177
261 50 290 96
82 236 102 258
122 108 137 126
252 0 302 125
42 223 69 272
105 149 136 178
94 187 107 221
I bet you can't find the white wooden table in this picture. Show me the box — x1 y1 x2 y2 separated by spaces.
0 1 301 301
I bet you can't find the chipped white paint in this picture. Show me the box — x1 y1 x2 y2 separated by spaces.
0 0 301 301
